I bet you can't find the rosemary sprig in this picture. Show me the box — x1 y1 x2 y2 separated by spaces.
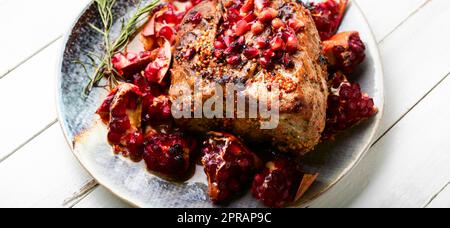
83 0 160 95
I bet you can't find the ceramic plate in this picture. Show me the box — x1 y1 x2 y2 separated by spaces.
57 0 384 208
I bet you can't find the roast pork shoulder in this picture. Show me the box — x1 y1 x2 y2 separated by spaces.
169 0 328 155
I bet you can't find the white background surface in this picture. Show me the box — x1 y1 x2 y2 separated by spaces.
0 0 449 208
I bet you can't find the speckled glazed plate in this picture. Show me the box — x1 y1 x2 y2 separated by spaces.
57 0 384 208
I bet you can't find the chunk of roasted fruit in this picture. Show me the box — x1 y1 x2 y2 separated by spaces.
141 0 205 48
322 72 378 140
251 158 304 208
201 132 262 203
129 73 173 127
308 0 348 40
323 31 366 74
144 39 172 85
129 73 164 97
141 3 184 44
142 94 172 125
111 51 152 77
96 83 145 162
143 131 197 180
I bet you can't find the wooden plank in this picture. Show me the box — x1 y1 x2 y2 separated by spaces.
0 0 90 77
355 0 429 42
0 40 61 161
345 72 450 207
425 182 450 208
0 124 93 208
74 186 131 208
313 0 450 208
374 0 450 138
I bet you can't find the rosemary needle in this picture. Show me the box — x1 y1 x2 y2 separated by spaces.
83 0 160 95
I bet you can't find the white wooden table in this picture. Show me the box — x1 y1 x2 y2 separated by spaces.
1 0 449 208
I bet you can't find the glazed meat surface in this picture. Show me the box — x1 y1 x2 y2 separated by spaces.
169 0 328 155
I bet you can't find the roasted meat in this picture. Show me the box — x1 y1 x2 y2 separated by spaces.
170 0 328 155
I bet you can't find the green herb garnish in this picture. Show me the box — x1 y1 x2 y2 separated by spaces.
83 0 160 95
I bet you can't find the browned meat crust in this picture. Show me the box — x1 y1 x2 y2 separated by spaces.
169 0 328 155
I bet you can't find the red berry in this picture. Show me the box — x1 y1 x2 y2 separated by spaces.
214 40 226 49
235 20 251 36
288 18 305 33
255 37 269 49
258 8 278 23
242 13 257 23
226 10 242 23
243 47 259 59
270 36 284 51
241 0 255 14
223 47 234 56
223 35 235 47
251 21 265 35
271 18 285 30
285 34 299 52
158 26 175 43
262 49 274 59
144 63 160 82
227 55 241 65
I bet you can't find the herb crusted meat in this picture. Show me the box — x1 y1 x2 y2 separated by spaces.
169 0 328 155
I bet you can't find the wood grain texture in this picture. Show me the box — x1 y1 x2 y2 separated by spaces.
0 41 61 161
0 124 92 208
312 0 450 208
348 72 450 208
355 0 430 41
425 182 450 208
374 0 450 138
0 0 90 77
74 186 131 208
